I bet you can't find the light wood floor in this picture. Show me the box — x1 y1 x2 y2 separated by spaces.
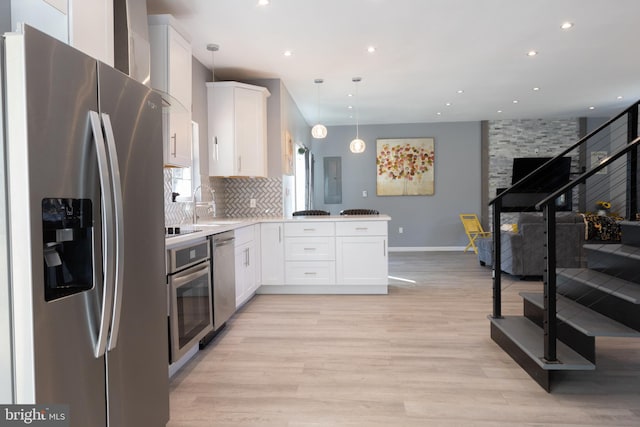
167 252 640 426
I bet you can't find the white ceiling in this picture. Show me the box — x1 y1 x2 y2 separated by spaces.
145 0 640 127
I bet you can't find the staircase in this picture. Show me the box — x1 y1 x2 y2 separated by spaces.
490 221 640 391
487 100 640 391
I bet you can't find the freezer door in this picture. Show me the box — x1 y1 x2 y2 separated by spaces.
4 26 107 423
97 62 169 427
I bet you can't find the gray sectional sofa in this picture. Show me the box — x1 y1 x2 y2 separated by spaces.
477 212 585 277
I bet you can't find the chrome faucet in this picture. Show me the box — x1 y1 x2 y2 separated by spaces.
192 185 201 224
192 185 217 224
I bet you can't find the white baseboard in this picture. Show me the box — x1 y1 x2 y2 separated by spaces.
389 246 468 252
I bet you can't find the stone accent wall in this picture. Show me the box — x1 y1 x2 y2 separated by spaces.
488 119 581 225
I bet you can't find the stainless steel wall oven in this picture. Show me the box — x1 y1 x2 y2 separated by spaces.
167 238 213 362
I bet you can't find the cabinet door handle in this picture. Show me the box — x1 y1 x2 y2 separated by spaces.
171 133 177 157
356 227 368 231
278 225 282 243
214 136 219 161
383 239 386 257
303 247 316 251
304 272 317 275
238 156 242 172
303 228 316 232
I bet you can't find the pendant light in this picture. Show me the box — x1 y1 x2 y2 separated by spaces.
207 43 219 80
349 77 365 153
311 78 328 139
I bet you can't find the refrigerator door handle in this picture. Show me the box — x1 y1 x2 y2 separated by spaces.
89 111 116 358
101 113 125 351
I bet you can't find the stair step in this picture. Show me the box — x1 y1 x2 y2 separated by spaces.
557 268 640 304
584 243 640 261
520 292 640 337
489 316 595 371
619 221 640 247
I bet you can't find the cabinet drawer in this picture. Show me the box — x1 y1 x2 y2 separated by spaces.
335 221 387 236
285 221 334 237
234 225 255 246
285 261 336 285
285 237 335 261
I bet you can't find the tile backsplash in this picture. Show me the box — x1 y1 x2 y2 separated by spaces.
164 169 283 225
216 176 283 218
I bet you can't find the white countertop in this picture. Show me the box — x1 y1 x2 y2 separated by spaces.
165 215 391 249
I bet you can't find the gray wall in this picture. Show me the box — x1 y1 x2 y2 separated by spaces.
192 56 212 185
311 122 482 248
246 78 311 178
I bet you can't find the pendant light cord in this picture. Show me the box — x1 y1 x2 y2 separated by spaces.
355 82 359 138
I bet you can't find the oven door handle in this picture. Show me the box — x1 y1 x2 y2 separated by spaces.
171 262 210 288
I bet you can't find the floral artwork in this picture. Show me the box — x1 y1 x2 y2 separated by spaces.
376 138 435 196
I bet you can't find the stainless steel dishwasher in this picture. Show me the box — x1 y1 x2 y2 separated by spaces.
211 231 236 331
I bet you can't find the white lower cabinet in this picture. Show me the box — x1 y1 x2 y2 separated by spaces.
285 261 335 285
258 219 388 294
235 225 257 308
284 222 335 285
336 236 387 285
335 221 388 285
260 223 284 284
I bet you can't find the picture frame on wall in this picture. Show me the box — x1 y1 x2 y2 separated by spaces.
376 137 435 196
284 130 294 175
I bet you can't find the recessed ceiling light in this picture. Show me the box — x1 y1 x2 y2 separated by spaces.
457 90 464 94
561 22 574 30
512 100 519 104
617 95 623 100
367 46 376 53
348 93 353 97
589 106 595 110
527 50 538 57
257 0 270 5
283 50 292 57
348 105 353 109
436 112 442 116
497 110 503 113
533 87 540 91
445 102 452 106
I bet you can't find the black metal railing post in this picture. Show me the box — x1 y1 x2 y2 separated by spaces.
627 104 638 219
491 199 502 318
542 202 557 362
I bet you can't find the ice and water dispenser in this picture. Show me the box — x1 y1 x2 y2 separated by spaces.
42 198 94 301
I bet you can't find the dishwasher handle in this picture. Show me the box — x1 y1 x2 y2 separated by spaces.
213 237 235 247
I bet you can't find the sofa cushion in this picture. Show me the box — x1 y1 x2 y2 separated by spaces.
516 212 582 228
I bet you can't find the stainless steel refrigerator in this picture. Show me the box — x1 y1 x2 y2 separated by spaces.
0 25 169 426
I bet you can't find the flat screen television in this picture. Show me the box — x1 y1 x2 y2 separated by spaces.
511 156 571 192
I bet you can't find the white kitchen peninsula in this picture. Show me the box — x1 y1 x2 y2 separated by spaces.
258 215 390 295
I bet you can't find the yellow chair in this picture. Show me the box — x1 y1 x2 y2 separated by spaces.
459 214 491 254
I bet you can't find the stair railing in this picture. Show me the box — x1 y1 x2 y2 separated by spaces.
488 100 640 361
535 135 640 362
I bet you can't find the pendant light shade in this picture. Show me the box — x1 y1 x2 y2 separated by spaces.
311 124 327 138
311 78 327 139
349 138 366 153
350 77 365 153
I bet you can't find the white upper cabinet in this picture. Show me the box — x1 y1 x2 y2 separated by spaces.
207 82 270 177
6 0 114 65
68 0 113 65
148 14 192 168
